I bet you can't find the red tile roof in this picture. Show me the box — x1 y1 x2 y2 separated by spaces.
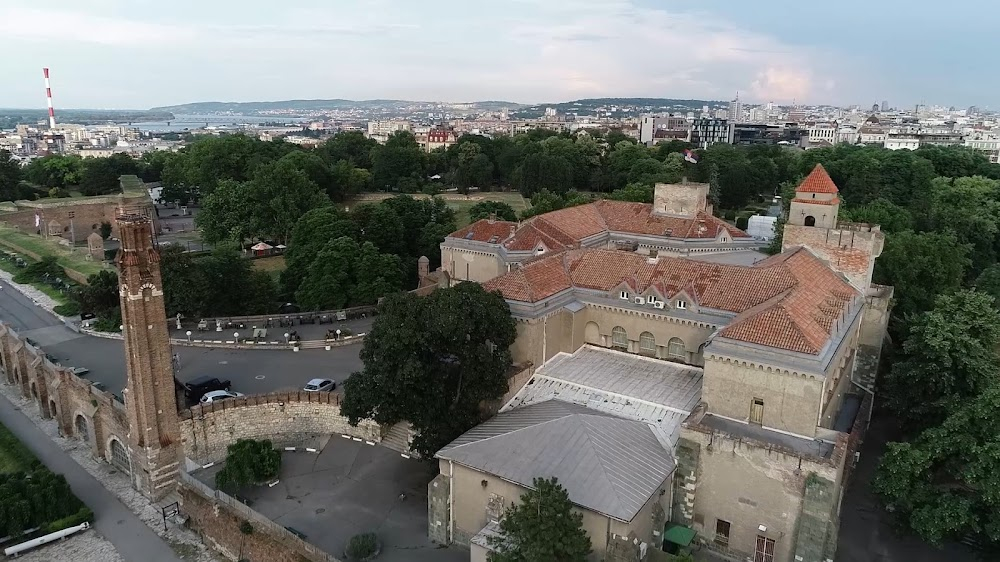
482 247 857 355
796 164 839 194
446 200 752 251
450 219 517 244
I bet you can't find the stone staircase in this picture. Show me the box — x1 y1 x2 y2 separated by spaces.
381 422 418 457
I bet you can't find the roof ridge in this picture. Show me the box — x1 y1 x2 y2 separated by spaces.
439 401 586 453
573 415 629 516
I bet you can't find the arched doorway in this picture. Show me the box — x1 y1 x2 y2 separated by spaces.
804 215 816 227
30 382 37 399
48 400 57 417
109 438 130 473
75 415 89 441
584 322 600 345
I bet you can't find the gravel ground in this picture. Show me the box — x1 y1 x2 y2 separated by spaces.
9 529 126 562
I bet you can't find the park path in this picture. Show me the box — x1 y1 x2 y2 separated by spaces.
0 394 185 562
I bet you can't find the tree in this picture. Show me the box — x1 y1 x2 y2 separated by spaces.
341 283 517 457
352 242 404 305
873 383 1000 547
277 151 334 197
247 158 330 243
78 154 140 196
98 221 112 240
468 201 518 223
318 130 378 169
609 182 653 203
883 290 1000 432
487 477 592 562
328 159 371 201
74 270 119 319
23 155 81 189
196 179 257 244
926 176 1000 276
371 131 425 191
281 207 357 296
0 150 26 202
975 265 1000 306
512 153 573 197
873 230 971 330
454 142 494 192
295 237 360 310
215 439 281 491
842 198 913 233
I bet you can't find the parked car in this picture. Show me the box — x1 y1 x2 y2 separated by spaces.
303 378 335 392
183 376 232 401
199 390 245 404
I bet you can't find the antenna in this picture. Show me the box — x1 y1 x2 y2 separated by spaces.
43 68 56 129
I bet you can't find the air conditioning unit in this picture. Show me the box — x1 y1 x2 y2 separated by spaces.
633 296 645 305
653 301 665 309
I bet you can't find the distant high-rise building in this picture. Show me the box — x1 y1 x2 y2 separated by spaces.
544 107 557 117
880 100 888 112
968 106 980 116
728 92 742 123
871 103 880 112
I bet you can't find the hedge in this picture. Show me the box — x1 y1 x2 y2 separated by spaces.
45 507 94 533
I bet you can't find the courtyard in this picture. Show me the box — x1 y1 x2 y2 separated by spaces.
192 437 467 562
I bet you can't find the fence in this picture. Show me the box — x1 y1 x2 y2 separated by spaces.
178 390 340 421
179 471 342 562
189 304 377 332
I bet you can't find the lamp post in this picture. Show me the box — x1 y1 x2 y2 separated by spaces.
284 332 290 344
186 330 192 343
233 332 239 345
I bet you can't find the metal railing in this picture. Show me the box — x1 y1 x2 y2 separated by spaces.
188 305 377 332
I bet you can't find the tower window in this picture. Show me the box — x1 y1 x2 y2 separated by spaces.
804 215 816 227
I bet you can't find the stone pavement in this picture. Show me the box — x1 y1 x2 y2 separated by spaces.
0 383 222 562
192 438 468 562
11 528 125 562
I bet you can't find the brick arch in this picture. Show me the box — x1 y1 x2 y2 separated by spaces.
107 436 131 473
75 413 91 442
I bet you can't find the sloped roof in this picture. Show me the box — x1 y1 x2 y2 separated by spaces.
482 247 857 355
796 164 839 194
437 400 675 522
447 199 751 251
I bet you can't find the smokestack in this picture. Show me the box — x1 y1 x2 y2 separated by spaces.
43 68 56 129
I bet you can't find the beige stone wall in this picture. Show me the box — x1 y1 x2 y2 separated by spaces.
179 393 381 464
441 246 505 283
1 194 154 241
681 426 841 562
782 224 883 291
511 305 716 368
702 356 824 438
445 461 643 560
652 182 709 217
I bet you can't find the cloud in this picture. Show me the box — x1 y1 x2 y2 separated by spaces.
750 68 813 103
0 6 194 45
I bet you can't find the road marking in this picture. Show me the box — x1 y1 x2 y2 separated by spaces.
218 361 228 365
255 375 265 380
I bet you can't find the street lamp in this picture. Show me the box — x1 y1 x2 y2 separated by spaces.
233 332 239 343
186 330 192 342
284 332 290 344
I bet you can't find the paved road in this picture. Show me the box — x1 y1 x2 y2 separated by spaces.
836 407 979 562
0 278 367 401
0 393 184 562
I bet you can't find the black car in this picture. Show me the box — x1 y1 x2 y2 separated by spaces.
182 376 232 401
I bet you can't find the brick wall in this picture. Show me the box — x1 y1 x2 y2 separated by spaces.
179 392 382 464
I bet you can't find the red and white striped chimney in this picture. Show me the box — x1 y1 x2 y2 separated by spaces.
43 68 56 129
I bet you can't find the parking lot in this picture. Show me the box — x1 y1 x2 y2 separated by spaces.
192 438 467 562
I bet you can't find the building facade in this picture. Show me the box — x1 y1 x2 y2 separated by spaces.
440 181 762 285
431 164 890 562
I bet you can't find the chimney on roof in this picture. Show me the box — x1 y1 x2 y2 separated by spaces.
509 224 516 238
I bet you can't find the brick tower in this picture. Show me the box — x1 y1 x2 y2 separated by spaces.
116 211 181 500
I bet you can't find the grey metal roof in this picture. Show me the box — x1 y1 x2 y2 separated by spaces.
437 400 675 523
503 346 703 448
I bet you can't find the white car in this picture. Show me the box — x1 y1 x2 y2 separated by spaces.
303 378 335 392
199 390 245 404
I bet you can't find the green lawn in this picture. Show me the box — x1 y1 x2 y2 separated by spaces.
252 255 286 282
0 420 36 474
0 223 106 279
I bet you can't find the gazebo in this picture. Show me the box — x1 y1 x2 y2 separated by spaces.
250 242 273 257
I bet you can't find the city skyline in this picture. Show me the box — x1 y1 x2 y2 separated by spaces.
0 0 993 110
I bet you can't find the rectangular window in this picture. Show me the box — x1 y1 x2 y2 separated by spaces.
619 291 629 300
715 519 731 547
647 295 658 303
676 300 687 310
750 398 764 425
754 536 775 562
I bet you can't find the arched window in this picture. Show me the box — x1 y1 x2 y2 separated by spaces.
109 438 130 473
804 215 816 227
668 337 686 359
76 415 89 441
611 326 628 349
639 332 656 355
584 322 601 345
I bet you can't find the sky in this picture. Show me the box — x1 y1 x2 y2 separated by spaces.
0 0 994 110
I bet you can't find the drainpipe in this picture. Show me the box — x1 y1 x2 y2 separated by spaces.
541 315 547 363
449 460 455 543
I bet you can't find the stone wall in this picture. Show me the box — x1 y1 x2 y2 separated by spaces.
782 223 884 292
179 392 382 464
179 481 339 562
0 192 154 242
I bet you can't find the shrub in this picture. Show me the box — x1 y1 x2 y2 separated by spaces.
736 216 749 230
53 302 81 317
45 507 93 533
215 439 281 491
14 256 64 284
346 532 378 560
92 313 121 333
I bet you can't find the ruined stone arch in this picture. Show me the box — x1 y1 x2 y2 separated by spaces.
584 322 601 345
108 436 131 473
75 414 90 442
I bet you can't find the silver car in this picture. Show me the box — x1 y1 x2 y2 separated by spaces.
303 378 335 392
199 390 245 404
